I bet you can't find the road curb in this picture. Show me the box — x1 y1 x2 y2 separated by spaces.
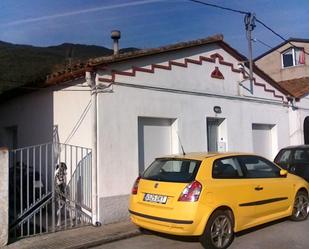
65 229 141 249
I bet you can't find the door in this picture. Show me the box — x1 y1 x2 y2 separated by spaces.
238 155 293 222
207 118 225 152
252 124 274 160
211 156 257 229
138 117 175 174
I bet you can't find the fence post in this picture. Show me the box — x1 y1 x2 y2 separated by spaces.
0 147 9 246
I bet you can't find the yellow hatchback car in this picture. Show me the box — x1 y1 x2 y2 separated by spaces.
129 152 309 249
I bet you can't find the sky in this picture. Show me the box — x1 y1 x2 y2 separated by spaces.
0 0 309 57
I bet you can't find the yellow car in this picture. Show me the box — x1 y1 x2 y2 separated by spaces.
129 152 309 249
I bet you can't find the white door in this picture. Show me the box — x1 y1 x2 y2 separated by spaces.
138 118 174 173
252 124 274 160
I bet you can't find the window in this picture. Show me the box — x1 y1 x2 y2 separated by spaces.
142 159 201 183
239 156 280 178
292 149 309 164
212 157 243 179
282 47 305 68
274 149 292 166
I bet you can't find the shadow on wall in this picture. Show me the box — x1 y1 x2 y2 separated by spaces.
0 89 54 149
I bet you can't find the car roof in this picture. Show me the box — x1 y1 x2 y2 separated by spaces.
280 145 309 150
156 152 254 161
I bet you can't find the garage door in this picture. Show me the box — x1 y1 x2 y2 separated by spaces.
252 124 274 160
138 117 175 173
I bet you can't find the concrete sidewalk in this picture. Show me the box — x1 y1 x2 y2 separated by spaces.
2 221 141 249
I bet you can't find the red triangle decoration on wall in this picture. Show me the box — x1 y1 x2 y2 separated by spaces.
211 66 224 79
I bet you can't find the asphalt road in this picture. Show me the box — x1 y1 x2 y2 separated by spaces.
94 218 309 249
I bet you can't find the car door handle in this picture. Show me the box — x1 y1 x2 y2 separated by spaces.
254 186 263 191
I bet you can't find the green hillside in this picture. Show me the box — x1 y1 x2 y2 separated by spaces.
0 41 137 93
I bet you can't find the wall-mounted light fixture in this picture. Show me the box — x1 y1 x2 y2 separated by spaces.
213 106 222 114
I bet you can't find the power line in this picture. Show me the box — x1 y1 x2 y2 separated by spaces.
255 18 309 56
253 38 276 50
188 0 249 15
188 0 308 57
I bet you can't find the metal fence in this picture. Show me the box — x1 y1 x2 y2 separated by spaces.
9 142 92 241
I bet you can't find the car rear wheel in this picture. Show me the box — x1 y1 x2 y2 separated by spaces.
200 210 234 249
291 191 309 221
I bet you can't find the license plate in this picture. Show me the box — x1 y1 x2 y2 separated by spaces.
143 193 167 204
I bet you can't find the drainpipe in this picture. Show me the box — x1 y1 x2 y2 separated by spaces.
86 71 99 225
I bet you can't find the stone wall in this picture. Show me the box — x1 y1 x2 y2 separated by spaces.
0 148 8 246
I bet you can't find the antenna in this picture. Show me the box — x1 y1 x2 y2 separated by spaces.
176 131 186 156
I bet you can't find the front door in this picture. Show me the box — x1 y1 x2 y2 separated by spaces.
207 118 225 152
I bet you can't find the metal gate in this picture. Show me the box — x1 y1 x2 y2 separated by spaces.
8 142 92 241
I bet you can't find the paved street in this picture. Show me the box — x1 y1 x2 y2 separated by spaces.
95 218 309 249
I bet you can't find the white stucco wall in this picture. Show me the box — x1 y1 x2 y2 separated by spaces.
52 82 92 148
0 84 93 150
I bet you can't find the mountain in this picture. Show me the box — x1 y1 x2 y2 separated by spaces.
0 41 138 93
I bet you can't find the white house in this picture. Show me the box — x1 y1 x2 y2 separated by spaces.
0 34 296 225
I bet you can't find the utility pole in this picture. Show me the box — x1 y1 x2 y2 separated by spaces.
244 12 256 94
86 71 98 225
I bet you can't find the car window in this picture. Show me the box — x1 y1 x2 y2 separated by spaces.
212 157 243 179
274 149 291 165
239 156 280 178
142 159 201 183
292 149 309 164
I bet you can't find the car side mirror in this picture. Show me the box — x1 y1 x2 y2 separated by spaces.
280 169 288 177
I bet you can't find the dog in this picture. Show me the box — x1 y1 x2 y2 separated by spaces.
55 162 75 227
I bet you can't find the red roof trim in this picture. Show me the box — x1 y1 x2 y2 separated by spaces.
98 53 285 101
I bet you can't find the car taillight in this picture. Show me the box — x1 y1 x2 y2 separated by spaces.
178 180 202 202
131 176 141 195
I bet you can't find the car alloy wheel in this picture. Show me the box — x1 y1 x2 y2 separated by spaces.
210 215 233 248
291 191 309 221
200 210 234 249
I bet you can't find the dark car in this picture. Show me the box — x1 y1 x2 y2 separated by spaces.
274 145 309 181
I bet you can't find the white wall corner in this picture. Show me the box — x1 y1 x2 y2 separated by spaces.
0 147 9 246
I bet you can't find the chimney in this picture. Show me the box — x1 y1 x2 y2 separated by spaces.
111 30 121 55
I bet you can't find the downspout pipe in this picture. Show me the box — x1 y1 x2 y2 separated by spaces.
86 71 100 226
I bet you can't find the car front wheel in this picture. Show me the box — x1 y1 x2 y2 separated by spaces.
291 191 309 221
200 210 234 249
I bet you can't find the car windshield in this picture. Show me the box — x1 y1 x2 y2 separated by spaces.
142 158 201 183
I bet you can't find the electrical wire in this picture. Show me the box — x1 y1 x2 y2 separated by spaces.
188 0 249 15
255 18 309 56
188 0 308 56
253 38 274 50
64 99 92 144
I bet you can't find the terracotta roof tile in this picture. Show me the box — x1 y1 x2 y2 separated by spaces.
46 34 224 85
88 34 224 66
278 77 309 98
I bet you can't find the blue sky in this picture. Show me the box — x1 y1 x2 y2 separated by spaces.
1 0 308 57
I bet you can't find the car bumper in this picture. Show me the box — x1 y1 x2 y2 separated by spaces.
129 208 210 236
